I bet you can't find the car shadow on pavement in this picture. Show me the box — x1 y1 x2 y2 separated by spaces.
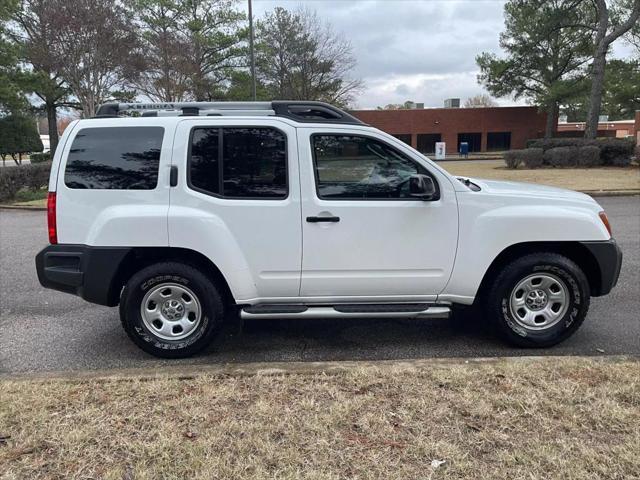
204 309 512 363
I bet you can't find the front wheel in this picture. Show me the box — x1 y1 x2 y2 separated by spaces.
486 253 590 348
120 262 224 358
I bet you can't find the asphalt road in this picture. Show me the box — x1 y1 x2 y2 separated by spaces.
1 196 638 375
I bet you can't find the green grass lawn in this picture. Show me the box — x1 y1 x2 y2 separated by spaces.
6 188 47 207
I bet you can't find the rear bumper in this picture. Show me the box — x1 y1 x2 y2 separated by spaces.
36 245 131 306
580 239 622 296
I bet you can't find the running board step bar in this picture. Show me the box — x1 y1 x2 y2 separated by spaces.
240 304 451 320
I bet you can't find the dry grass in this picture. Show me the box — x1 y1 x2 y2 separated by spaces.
1 358 639 479
9 198 46 207
442 160 640 192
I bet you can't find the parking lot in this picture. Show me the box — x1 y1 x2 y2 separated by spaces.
1 195 638 375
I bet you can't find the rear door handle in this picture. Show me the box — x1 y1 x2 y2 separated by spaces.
169 166 178 187
306 216 340 223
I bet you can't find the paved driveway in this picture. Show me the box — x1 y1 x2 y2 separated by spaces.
1 196 638 374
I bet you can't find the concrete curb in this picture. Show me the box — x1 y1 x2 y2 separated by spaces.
2 354 638 383
0 204 46 211
583 190 640 197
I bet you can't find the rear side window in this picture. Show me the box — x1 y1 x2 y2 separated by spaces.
189 127 287 199
65 127 164 190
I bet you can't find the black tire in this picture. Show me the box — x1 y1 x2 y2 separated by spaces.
485 253 590 348
119 262 224 358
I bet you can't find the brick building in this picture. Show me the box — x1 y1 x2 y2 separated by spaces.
350 106 547 154
557 118 636 139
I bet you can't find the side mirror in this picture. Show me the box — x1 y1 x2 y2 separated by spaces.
409 174 437 200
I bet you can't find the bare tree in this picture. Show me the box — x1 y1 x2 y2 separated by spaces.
48 0 140 117
464 94 498 108
254 7 299 99
127 0 192 102
181 0 246 101
11 0 77 154
584 0 640 138
256 7 362 107
377 101 418 110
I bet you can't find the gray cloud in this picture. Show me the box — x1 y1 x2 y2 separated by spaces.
247 0 635 108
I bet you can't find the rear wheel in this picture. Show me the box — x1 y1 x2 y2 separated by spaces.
120 262 224 358
486 253 590 347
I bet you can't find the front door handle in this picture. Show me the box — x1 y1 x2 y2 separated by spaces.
306 216 340 223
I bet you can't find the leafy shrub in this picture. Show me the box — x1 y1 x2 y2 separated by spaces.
504 148 544 169
0 167 27 202
576 145 601 167
30 152 51 163
0 115 44 160
24 162 52 191
598 138 634 166
521 148 544 168
0 163 51 202
544 146 579 167
504 150 522 169
527 138 599 151
522 137 635 167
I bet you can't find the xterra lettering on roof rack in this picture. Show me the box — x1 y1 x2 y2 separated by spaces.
94 100 366 125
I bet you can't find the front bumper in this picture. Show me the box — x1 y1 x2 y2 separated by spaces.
580 239 622 296
36 244 132 306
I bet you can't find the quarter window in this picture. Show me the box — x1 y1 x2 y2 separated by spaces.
312 134 429 199
189 127 287 198
65 127 164 190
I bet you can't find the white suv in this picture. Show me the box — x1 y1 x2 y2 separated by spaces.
36 101 622 358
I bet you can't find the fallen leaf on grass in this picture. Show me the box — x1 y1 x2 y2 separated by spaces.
466 423 482 432
3 445 38 461
344 433 405 449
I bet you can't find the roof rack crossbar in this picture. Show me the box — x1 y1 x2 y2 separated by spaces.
95 100 366 125
97 101 274 116
141 109 276 117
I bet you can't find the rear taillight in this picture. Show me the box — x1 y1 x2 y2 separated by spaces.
47 192 57 244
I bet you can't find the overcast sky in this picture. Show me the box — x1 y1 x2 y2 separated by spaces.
244 0 636 109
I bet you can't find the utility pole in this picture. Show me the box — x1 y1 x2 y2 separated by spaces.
248 0 257 101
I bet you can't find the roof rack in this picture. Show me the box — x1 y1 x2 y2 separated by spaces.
94 100 366 125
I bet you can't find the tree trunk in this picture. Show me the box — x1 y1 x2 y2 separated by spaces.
46 101 59 156
585 46 607 139
544 102 558 139
584 0 640 138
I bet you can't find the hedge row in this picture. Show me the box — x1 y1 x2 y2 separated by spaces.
0 162 52 202
507 138 635 169
504 148 543 169
30 152 52 163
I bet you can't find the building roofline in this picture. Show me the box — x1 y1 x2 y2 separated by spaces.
350 105 540 113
